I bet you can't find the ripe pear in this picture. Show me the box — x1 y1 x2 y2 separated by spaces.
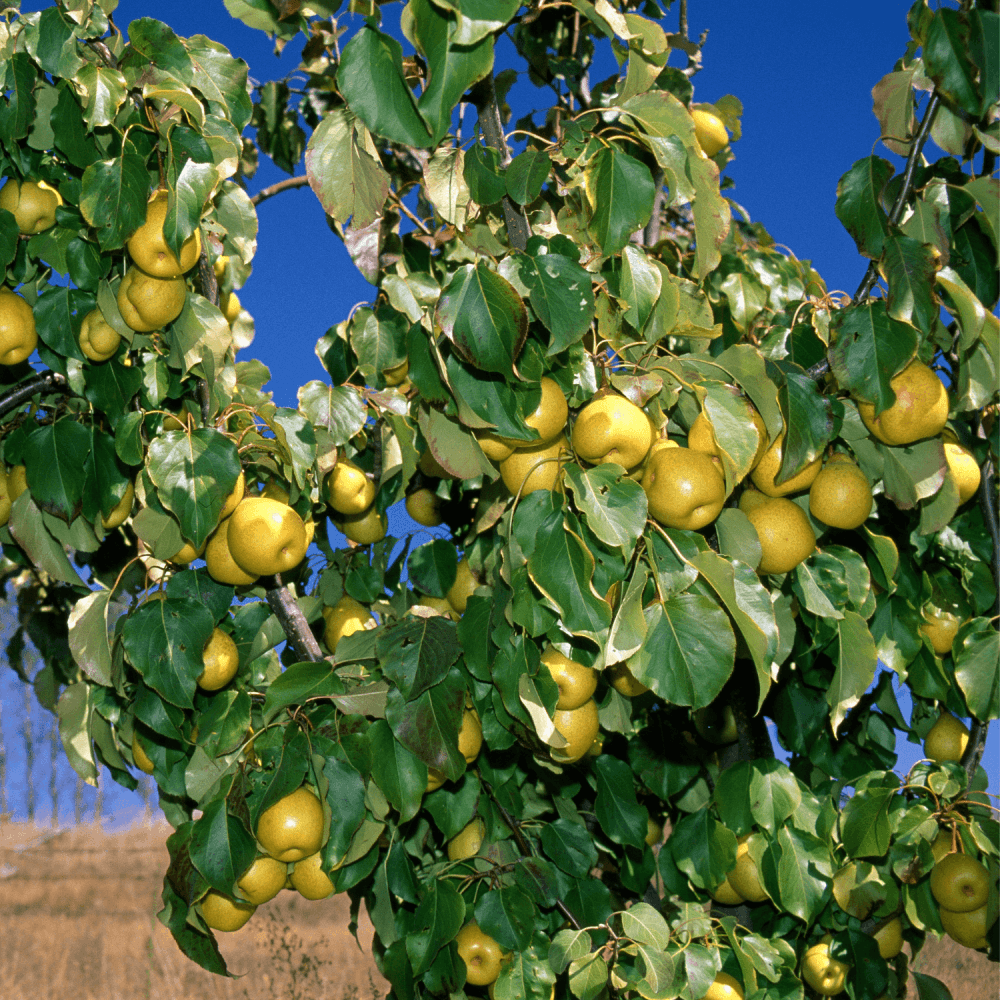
499 434 568 496
382 357 409 386
101 480 135 530
856 359 949 446
7 464 27 504
455 923 506 987
573 393 653 469
924 712 970 762
0 468 11 527
688 405 767 467
227 497 309 576
704 971 744 1000
475 429 515 462
930 852 990 912
237 856 288 905
169 536 206 565
751 433 822 497
0 178 63 233
326 459 376 515
200 890 256 932
205 516 259 586
873 917 903 959
642 446 726 530
78 309 122 362
447 817 486 860
128 190 202 278
710 875 745 906
117 266 186 332
940 904 990 950
447 557 478 614
540 646 597 710
220 290 241 325
289 850 338 899
0 287 38 365
606 662 650 697
808 454 873 529
197 627 239 691
692 108 728 157
256 786 325 863
132 731 155 774
942 437 981 503
801 936 850 997
323 595 375 652
919 609 962 657
740 493 816 575
405 487 443 527
728 834 768 903
458 705 483 763
219 471 246 523
501 376 568 446
336 503 387 545
552 698 600 763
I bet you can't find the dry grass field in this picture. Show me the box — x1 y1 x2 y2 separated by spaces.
0 819 996 1000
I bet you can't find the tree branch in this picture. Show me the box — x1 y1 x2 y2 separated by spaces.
250 175 311 207
195 250 218 425
471 74 531 252
263 574 325 662
0 370 71 420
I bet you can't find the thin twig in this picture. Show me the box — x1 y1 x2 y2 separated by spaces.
0 371 71 420
250 175 311 207
263 574 325 662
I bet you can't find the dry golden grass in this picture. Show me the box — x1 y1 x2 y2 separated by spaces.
0 819 996 999
0 820 386 1000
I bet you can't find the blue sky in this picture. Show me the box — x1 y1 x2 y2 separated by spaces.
3 1 995 822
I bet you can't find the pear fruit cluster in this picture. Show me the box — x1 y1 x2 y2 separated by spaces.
930 851 993 950
327 455 387 545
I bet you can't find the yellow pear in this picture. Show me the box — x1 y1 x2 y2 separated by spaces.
692 108 728 157
405 487 443 527
728 834 768 902
219 471 246 523
78 309 122 362
197 627 239 691
501 376 568 446
606 663 650 697
213 254 230 279
642 446 726 530
447 817 486 860
455 923 506 987
0 178 63 233
0 468 11 527
168 536 206 565
228 497 308 576
688 406 767 467
289 850 339 899
101 480 135 529
475 429 515 462
704 971 744 1000
924 712 970 762
919 608 963 657
808 454 873 529
930 852 990 912
751 433 822 497
856 359 949 446
940 904 989 950
128 190 202 278
426 767 447 793
336 503 387 545
117 267 186 332
205 516 259 586
0 287 38 365
499 434 568 496
237 856 288 905
200 891 255 932
942 438 981 503
326 459 376 515
323 595 375 652
220 290 241 325
740 494 816 575
419 449 452 478
256 786 325 863
447 557 478 614
801 936 850 997
540 646 597 710
873 917 903 959
458 705 483 763
132 731 155 774
552 698 600 763
382 357 409 386
710 875 745 906
572 393 652 469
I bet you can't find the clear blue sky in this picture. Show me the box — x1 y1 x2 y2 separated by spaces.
3 1 995 824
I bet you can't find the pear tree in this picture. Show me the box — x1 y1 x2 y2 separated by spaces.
0 2 997 999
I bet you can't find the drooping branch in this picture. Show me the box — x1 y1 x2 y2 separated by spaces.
250 175 310 207
471 74 531 252
0 370 71 420
263 574 325 662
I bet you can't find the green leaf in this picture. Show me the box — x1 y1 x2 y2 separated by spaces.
501 251 596 355
33 284 88 361
338 26 434 148
475 886 535 952
421 771 479 840
841 773 900 857
629 593 735 709
408 539 458 598
568 953 609 1000
305 108 389 229
715 759 801 836
322 753 367 862
924 9 981 116
620 901 670 950
912 971 956 1000
376 617 460 700
828 610 879 732
437 262 528 375
585 146 655 256
189 799 256 895
158 877 230 977
68 590 113 687
411 0 494 144
767 826 831 923
549 929 593 975
430 0 520 45
146 429 242 549
75 63 128 128
881 438 946 511
369 720 426 822
505 149 551 205
56 682 97 785
562 463 648 552
23 420 91 522
8 494 84 586
954 619 1000 720
80 141 149 251
835 156 894 259
0 54 36 144
881 234 942 334
262 662 340 723
464 143 506 205
84 359 144 429
541 819 598 878
594 755 647 849
298 381 368 447
405 881 465 976
386 673 465 780
670 809 737 889
773 361 833 482
121 598 215 709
